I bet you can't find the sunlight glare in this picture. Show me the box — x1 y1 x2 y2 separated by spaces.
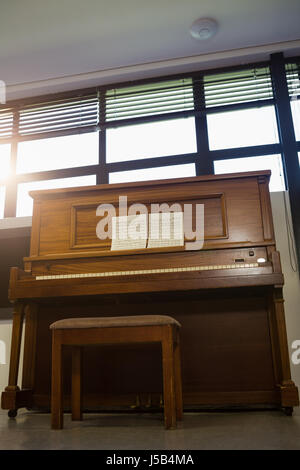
0 144 11 182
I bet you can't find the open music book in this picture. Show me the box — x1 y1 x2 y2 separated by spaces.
111 212 184 251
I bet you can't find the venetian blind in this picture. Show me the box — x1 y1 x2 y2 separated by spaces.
104 78 194 126
0 107 14 139
203 67 273 108
18 94 99 136
285 62 300 99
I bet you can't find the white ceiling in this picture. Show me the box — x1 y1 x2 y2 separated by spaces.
1 0 300 95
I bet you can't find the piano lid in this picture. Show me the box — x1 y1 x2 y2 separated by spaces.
28 170 271 200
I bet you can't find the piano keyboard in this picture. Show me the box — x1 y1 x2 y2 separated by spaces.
36 262 260 280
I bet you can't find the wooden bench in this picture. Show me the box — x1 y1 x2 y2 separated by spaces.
50 315 183 429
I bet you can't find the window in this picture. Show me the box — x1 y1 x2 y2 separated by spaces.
17 133 98 174
207 106 279 150
214 154 285 192
0 143 11 180
286 62 300 141
0 186 5 219
106 118 197 163
16 175 96 217
109 164 196 184
106 118 196 163
290 100 300 141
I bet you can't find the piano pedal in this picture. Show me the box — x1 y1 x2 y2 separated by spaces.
145 393 152 408
130 394 141 409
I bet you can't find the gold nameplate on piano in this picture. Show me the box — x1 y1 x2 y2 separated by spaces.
36 262 259 280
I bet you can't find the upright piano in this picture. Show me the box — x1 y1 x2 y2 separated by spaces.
1 171 299 417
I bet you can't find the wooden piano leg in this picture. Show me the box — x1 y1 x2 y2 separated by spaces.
271 287 299 412
161 325 177 430
21 303 38 401
1 302 26 417
174 327 183 421
51 330 64 429
71 346 83 421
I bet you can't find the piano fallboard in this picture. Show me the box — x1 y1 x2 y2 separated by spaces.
10 262 282 300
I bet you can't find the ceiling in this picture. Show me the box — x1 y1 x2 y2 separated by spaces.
1 0 300 96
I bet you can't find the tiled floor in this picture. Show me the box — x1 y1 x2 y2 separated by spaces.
1 408 300 450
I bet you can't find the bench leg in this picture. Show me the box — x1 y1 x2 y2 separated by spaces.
161 325 177 430
51 332 63 430
174 328 183 421
72 346 83 421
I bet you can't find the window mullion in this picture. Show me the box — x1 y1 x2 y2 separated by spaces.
98 90 108 184
193 77 213 175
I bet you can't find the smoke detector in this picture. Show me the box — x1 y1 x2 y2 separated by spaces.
189 18 218 40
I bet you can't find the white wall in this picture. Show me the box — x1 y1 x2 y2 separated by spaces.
0 320 12 394
0 191 299 411
270 192 300 413
0 318 24 395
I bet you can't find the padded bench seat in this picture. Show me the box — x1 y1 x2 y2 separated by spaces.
50 315 181 329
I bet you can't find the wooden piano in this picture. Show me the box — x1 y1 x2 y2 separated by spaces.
1 170 299 417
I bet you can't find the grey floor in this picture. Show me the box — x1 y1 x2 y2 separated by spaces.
1 408 300 450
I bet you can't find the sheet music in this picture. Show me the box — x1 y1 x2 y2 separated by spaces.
147 212 184 248
111 214 147 251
